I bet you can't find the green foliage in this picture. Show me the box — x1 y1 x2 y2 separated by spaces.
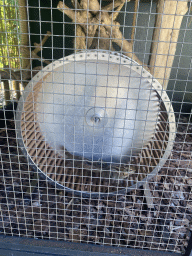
0 0 20 69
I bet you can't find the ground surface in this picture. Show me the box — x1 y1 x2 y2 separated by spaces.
0 114 192 254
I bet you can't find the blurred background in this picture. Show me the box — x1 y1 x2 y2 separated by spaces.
0 0 192 114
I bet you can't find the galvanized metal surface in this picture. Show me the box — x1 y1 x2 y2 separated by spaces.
16 51 176 196
35 52 159 163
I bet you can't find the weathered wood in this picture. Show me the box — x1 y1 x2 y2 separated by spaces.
149 0 188 89
18 0 30 69
12 80 21 101
57 0 148 67
102 15 146 67
131 0 139 47
3 80 11 105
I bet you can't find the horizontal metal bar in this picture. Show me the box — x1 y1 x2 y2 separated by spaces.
0 235 181 256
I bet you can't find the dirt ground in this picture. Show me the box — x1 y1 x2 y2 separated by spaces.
0 113 191 254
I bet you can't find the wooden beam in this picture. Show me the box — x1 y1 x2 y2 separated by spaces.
149 0 188 89
18 0 29 69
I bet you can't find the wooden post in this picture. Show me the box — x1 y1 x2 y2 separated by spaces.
149 0 189 89
4 80 11 105
18 0 29 69
12 80 21 101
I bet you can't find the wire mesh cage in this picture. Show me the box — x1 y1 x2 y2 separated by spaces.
0 0 192 254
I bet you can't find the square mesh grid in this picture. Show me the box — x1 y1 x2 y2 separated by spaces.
0 0 192 254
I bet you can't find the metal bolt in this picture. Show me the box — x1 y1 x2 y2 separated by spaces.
92 116 100 123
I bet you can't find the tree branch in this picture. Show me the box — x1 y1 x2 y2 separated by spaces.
101 13 147 68
103 0 127 12
131 0 139 47
57 0 146 67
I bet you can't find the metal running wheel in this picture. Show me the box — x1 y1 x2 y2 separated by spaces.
16 50 176 197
